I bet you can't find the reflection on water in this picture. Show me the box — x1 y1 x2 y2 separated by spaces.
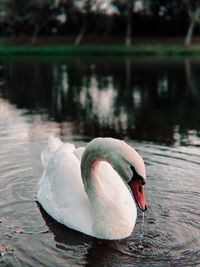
1 56 200 145
0 56 200 266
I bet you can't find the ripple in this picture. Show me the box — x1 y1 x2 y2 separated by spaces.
0 100 200 266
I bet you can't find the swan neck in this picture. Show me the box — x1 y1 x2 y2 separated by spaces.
81 147 110 196
80 138 137 239
81 138 125 195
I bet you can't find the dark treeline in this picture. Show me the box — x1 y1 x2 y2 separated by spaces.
0 0 200 45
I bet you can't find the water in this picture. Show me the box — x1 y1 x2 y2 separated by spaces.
0 56 200 266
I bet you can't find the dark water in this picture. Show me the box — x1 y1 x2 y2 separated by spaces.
0 56 200 266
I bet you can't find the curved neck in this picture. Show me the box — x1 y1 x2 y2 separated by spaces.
80 138 137 239
81 138 115 195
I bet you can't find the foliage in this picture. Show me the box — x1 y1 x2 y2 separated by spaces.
0 0 199 44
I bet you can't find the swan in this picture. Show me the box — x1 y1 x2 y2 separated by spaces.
36 136 147 240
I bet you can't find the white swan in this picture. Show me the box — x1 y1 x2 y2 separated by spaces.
36 136 147 240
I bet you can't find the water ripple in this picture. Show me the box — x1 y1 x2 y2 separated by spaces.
0 99 200 266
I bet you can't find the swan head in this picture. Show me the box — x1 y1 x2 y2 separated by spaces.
109 139 148 212
82 138 148 212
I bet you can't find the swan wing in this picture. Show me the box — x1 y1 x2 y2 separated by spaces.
37 140 93 236
40 136 63 168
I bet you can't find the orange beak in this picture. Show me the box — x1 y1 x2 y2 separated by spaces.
129 180 148 211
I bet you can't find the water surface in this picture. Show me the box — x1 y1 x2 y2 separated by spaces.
0 56 200 266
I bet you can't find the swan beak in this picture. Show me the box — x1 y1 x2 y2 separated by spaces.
129 180 148 211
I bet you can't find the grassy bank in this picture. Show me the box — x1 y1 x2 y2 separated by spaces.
1 44 200 56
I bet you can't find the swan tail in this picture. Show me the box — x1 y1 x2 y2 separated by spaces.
41 136 63 168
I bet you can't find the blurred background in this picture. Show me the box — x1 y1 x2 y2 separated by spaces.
0 0 199 46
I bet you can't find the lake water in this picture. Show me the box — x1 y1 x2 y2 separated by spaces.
0 56 200 266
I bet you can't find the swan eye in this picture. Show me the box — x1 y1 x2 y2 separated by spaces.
130 166 145 185
138 184 142 194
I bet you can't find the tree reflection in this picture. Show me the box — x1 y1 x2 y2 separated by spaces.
1 57 200 146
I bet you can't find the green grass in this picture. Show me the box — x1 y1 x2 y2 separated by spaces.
1 44 200 56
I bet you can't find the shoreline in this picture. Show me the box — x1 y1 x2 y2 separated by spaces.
1 36 200 56
1 45 200 56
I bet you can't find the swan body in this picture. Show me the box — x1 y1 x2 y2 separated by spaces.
37 136 147 240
